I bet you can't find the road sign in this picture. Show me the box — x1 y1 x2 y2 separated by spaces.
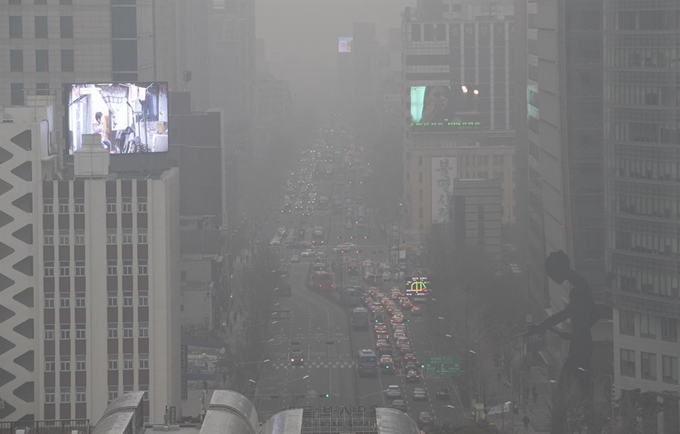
424 355 461 376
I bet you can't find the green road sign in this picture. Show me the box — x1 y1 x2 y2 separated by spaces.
424 355 461 376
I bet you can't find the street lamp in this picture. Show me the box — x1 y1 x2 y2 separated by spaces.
446 405 455 409
445 334 453 338
501 401 511 433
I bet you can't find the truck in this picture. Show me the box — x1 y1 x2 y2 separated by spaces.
351 307 370 330
307 263 334 291
312 226 325 246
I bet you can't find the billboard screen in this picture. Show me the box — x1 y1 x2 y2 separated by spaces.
338 36 353 53
405 276 430 298
410 85 483 131
431 157 457 224
67 82 169 154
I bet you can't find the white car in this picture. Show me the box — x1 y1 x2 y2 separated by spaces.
413 388 428 401
270 237 281 246
382 271 392 281
300 249 314 257
290 255 300 263
385 385 402 399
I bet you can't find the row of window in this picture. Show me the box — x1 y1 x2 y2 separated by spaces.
407 22 509 43
612 157 680 182
607 48 680 70
607 85 679 107
611 267 679 298
9 0 73 4
43 197 147 214
9 49 74 73
620 349 678 384
45 355 85 372
107 354 149 371
108 385 148 405
8 15 73 39
415 155 507 167
45 260 148 277
619 310 679 341
107 260 148 276
45 229 148 246
611 230 680 257
615 10 679 32
45 291 148 308
44 322 149 340
44 387 86 404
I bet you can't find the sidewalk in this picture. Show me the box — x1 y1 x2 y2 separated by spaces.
523 365 553 434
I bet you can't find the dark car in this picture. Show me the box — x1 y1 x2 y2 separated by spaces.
417 412 434 425
405 370 421 382
290 349 304 365
392 400 407 412
436 388 452 400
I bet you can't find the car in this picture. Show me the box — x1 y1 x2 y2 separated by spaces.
410 306 422 316
436 388 452 400
403 353 417 363
290 255 300 263
380 355 394 365
300 249 314 257
392 400 407 412
375 332 390 342
270 238 281 246
417 412 434 425
400 299 412 309
405 370 421 382
382 271 392 281
290 349 304 365
345 221 353 229
277 227 287 236
385 385 401 399
374 323 388 333
413 388 428 401
398 345 413 355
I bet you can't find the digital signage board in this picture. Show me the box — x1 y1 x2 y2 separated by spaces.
338 36 353 53
405 276 430 298
67 82 169 154
410 85 483 131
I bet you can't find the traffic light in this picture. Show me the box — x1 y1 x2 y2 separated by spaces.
320 393 330 398
420 364 425 369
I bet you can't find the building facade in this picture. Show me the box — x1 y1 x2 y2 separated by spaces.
0 107 181 424
603 1 680 431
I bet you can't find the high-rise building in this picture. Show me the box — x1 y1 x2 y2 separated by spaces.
525 0 606 363
0 107 181 424
603 1 680 430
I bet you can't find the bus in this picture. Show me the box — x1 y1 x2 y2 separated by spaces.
362 260 382 284
312 226 325 246
351 307 370 330
356 349 378 376
308 268 334 291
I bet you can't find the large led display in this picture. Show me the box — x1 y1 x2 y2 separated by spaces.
410 85 483 131
338 36 353 53
67 82 169 154
405 276 430 298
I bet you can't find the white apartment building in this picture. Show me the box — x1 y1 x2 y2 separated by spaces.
0 106 181 424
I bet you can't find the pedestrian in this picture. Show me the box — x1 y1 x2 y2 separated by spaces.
523 387 530 402
532 385 538 404
523 415 530 431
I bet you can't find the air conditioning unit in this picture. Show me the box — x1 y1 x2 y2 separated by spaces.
15 430 26 434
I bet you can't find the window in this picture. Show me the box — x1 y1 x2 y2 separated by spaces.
411 23 421 41
59 230 69 245
74 198 84 214
112 40 138 72
35 0 47 4
661 317 678 342
108 323 118 338
123 291 133 306
137 198 147 213
123 323 133 338
10 50 23 72
138 260 148 275
139 384 149 400
419 172 423 183
139 322 148 337
107 229 117 245
139 354 149 369
45 356 55 372
75 261 85 276
75 292 85 307
75 323 85 340
107 198 117 214
108 292 118 307
9 0 21 5
108 355 118 370
640 314 655 337
418 156 423 166
10 83 24 105
138 291 148 306
137 229 147 244
43 199 53 214
45 388 55 403
61 49 74 72
419 190 423 201
641 352 656 380
107 260 117 276
60 324 70 340
123 354 134 370
76 355 86 371
36 49 49 71
619 309 635 335
60 355 70 371
45 325 54 340
36 83 49 96
123 261 133 276
59 292 70 308
108 386 118 403
44 262 54 277
58 199 69 214
43 231 54 247
59 262 70 277
123 384 134 393
60 0 73 4
419 208 423 219
662 355 678 384
60 16 73 38
60 387 70 403
76 387 86 403
44 292 54 308
74 230 85 245
122 229 132 244
35 16 47 38
9 16 22 38
122 198 132 213
620 349 636 377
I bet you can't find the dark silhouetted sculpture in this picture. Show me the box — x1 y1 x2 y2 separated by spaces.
522 251 603 434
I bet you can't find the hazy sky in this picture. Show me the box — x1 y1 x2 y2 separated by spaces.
255 0 411 109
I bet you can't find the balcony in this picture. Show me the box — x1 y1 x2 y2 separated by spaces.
605 288 680 319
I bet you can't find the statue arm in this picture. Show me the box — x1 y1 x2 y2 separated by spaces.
548 327 572 341
522 307 571 336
